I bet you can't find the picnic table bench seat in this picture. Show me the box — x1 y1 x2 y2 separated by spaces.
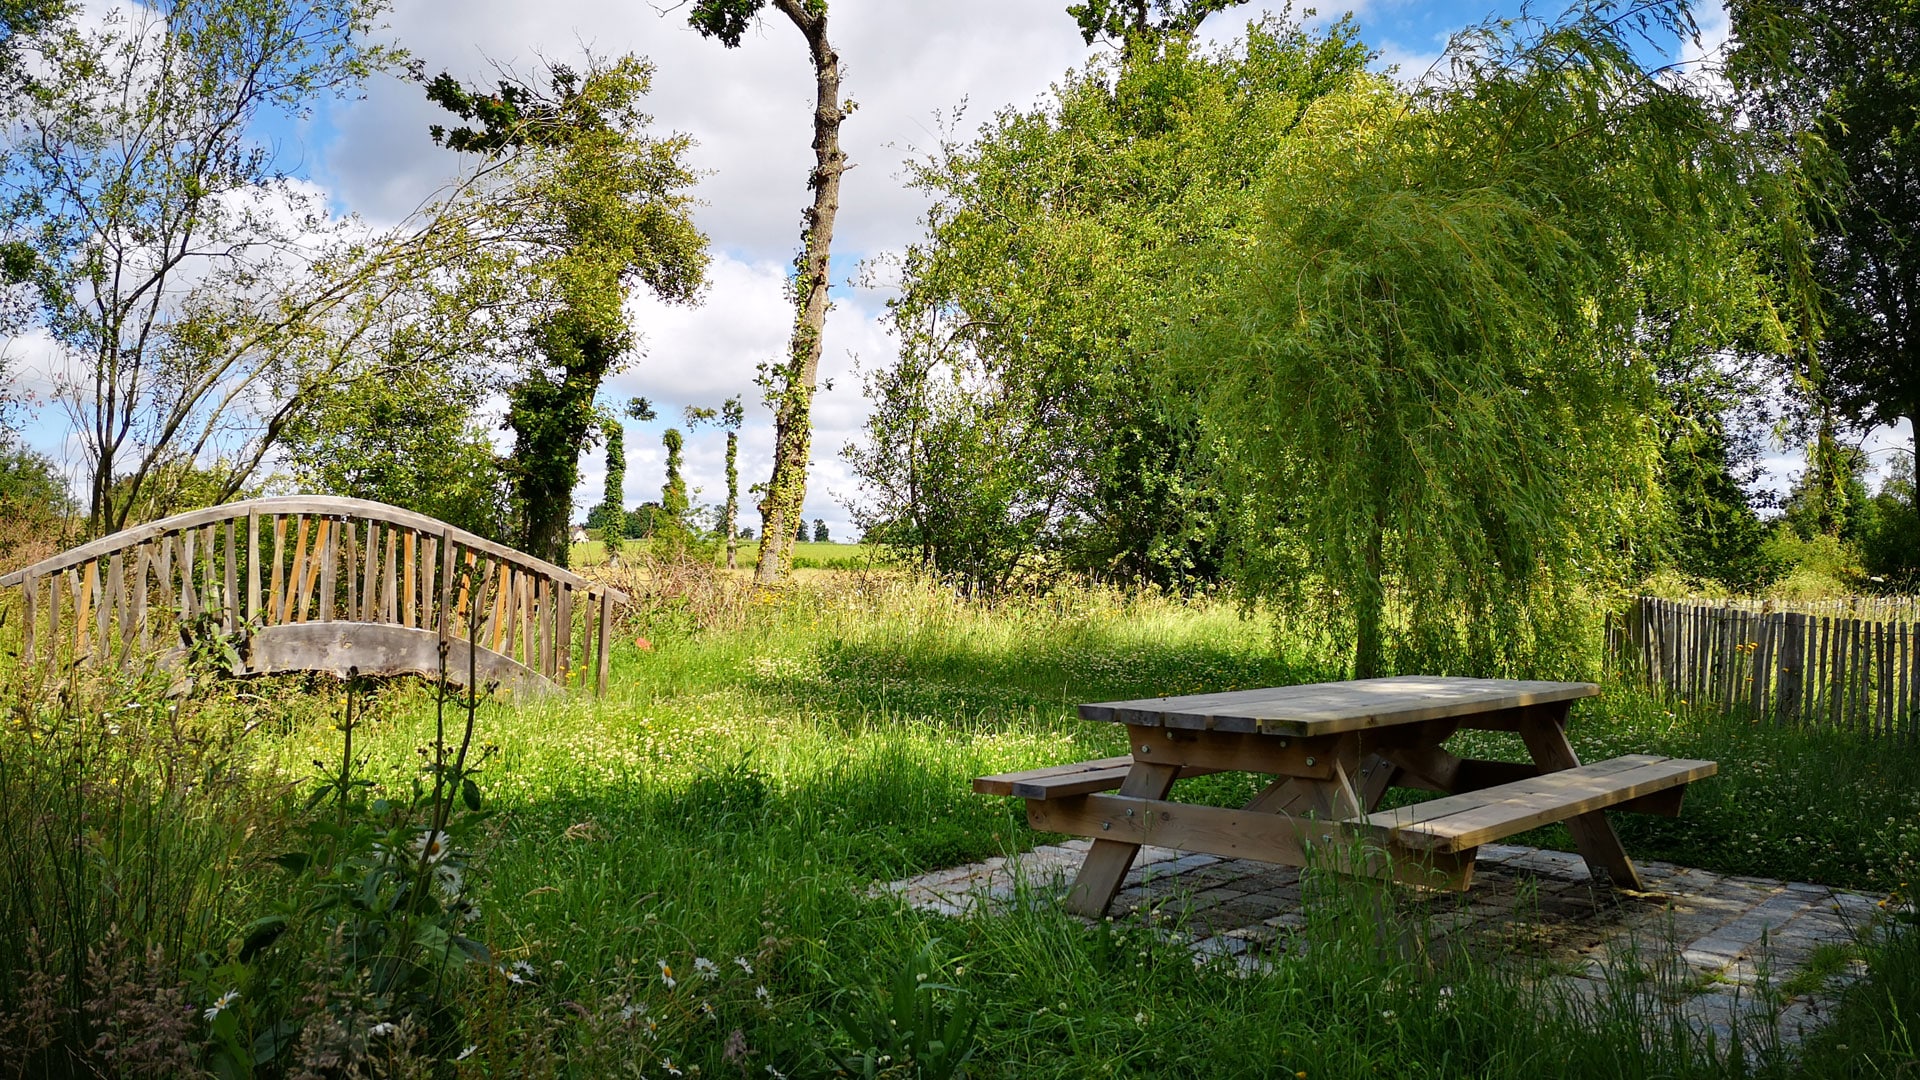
1360 753 1716 852
972 757 1225 800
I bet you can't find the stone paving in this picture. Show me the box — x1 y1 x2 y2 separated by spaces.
881 841 1888 1050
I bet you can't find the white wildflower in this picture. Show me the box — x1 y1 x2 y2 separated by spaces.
369 1022 397 1037
411 830 452 864
456 1045 476 1061
658 959 677 989
733 956 754 975
693 956 719 980
203 988 239 1022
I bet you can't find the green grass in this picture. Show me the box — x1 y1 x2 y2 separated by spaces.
2 577 1915 1078
569 538 890 570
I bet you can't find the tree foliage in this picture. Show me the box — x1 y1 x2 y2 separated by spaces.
1729 0 1920 461
0 0 400 532
280 363 514 542
849 14 1373 592
425 56 708 566
1174 4 1808 677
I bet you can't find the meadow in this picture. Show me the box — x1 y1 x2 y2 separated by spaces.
1 574 1915 1079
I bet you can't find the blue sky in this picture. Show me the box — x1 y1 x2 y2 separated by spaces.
12 0 1907 534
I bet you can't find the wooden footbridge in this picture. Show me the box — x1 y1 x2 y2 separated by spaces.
0 496 626 696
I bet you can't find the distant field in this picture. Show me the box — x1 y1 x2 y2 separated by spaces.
569 537 891 569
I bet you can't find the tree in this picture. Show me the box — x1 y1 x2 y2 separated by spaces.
687 396 746 567
848 14 1372 592
585 415 627 537
1859 453 1919 589
425 58 707 565
687 0 848 584
1729 0 1920 466
0 0 410 533
653 427 692 552
812 519 828 542
1174 6 1808 678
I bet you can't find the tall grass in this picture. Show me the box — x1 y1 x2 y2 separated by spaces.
0 574 1912 1077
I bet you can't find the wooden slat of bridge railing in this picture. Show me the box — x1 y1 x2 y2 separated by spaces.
2 496 626 696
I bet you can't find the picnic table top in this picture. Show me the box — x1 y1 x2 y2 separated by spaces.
1077 676 1599 736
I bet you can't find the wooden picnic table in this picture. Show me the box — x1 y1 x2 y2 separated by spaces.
975 676 1716 917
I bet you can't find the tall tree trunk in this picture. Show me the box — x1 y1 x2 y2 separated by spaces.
753 1 846 585
1353 512 1387 680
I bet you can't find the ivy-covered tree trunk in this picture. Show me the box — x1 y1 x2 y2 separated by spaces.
724 429 740 569
749 2 846 584
508 324 619 567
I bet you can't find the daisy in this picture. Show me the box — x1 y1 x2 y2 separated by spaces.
203 988 239 1022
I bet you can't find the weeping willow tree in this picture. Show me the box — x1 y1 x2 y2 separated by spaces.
1175 3 1812 678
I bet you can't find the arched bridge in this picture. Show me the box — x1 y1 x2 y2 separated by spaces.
1 496 627 697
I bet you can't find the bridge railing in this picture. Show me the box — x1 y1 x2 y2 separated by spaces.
0 496 627 696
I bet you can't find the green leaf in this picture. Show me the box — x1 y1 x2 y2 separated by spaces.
461 777 482 811
238 915 288 961
270 852 311 874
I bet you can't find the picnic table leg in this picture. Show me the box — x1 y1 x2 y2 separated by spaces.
1063 761 1180 918
1516 703 1645 891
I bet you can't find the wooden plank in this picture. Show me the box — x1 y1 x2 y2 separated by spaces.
1124 725 1337 780
317 518 337 623
439 533 458 639
402 531 416 628
202 526 217 621
556 584 574 680
577 582 594 688
1037 794 1476 892
382 527 398 624
78 560 97 660
284 517 309 623
1779 613 1805 723
535 578 551 676
108 553 126 660
48 570 61 664
134 545 150 651
342 519 358 621
596 588 613 696
1061 761 1180 916
1370 757 1715 851
503 569 521 662
978 758 1139 800
222 522 237 633
22 573 36 663
418 535 435 634
246 511 260 627
360 523 380 621
1079 677 1599 736
269 516 287 626
179 528 199 619
248 622 553 698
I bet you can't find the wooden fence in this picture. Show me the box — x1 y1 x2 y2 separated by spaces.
1609 596 1918 740
0 496 627 696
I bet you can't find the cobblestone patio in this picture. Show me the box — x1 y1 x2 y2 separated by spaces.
881 841 1887 1048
